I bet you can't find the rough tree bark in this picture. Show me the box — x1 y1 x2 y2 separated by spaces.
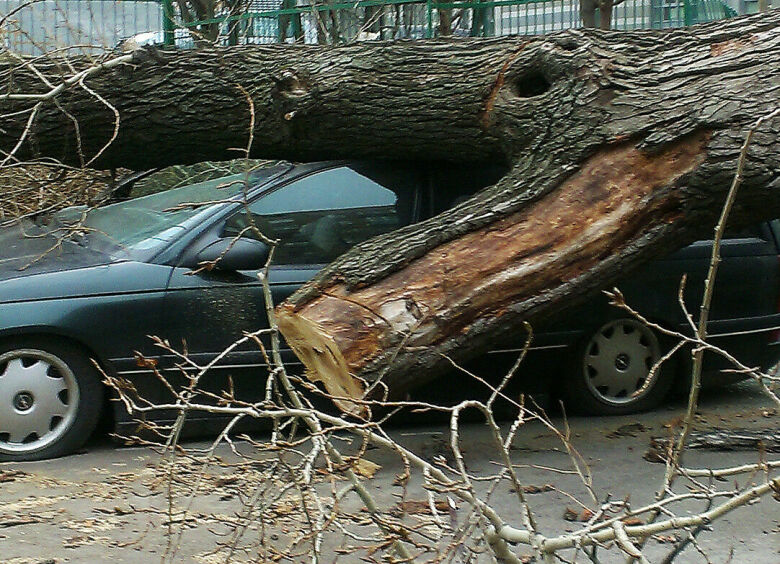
1 12 779 404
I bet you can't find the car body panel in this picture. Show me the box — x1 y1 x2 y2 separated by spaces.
160 266 309 365
0 261 172 370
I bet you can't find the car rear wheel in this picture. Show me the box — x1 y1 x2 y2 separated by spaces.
0 340 103 461
563 318 675 415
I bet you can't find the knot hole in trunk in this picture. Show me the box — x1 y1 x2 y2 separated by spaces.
272 70 310 99
513 69 552 98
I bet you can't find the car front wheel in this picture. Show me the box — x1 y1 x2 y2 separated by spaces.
563 318 675 415
0 340 103 461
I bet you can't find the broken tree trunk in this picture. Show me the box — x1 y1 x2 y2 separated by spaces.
2 12 780 404
277 15 780 404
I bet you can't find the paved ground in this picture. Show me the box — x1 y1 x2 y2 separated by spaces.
0 381 778 563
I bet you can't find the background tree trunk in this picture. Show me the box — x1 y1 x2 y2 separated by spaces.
580 0 599 28
438 8 453 36
598 0 614 30
1 12 779 403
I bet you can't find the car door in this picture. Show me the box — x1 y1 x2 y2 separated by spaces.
160 163 422 402
617 223 780 325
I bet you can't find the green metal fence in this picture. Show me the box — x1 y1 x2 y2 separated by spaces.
161 0 738 46
0 0 164 55
0 0 738 56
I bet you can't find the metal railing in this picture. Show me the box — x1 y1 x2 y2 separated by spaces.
0 0 164 55
160 0 737 46
166 0 505 45
0 0 738 56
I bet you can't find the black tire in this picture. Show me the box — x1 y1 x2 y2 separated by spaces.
0 339 103 461
562 318 675 415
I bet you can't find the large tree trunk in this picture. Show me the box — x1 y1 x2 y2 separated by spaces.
2 12 779 405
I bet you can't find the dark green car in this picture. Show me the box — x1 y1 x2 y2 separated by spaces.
1 161 778 461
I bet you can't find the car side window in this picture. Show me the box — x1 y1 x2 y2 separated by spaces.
224 166 410 265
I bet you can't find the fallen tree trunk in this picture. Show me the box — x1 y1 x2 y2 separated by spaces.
277 15 780 403
2 12 780 403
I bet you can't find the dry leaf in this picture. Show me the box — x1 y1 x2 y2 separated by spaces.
511 484 554 494
579 508 595 521
643 448 666 464
214 475 240 487
0 515 43 528
563 507 595 522
62 534 110 548
353 458 381 479
563 507 579 521
622 516 644 526
0 470 28 483
607 423 649 438
273 500 299 516
393 499 450 516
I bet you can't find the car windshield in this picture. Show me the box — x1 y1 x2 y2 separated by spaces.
52 167 285 252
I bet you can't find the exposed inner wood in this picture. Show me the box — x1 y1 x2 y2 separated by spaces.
276 133 710 402
710 35 756 57
276 309 366 414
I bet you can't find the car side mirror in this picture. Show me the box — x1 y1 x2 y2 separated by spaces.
194 237 270 271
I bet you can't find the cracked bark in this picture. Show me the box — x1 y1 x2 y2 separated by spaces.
1 12 779 402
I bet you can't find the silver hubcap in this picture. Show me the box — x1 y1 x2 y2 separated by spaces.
583 320 661 406
0 349 79 454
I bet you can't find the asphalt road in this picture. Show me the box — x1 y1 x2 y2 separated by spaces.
0 380 778 563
